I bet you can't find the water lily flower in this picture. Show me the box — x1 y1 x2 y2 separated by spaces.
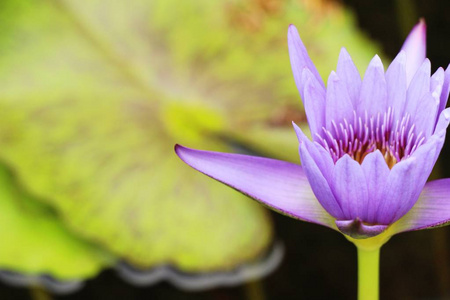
175 20 450 299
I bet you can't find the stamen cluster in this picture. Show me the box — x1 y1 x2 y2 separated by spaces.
315 108 426 168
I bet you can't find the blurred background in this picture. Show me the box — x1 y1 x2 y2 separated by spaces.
0 0 449 299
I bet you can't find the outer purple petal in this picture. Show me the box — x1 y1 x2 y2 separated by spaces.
430 67 444 98
434 107 450 135
385 51 407 121
288 24 325 98
375 158 417 224
360 150 390 223
330 155 369 220
292 123 344 219
401 20 427 85
358 55 387 117
392 179 450 233
412 92 438 138
298 142 345 220
430 67 445 128
326 71 354 129
174 145 335 228
378 132 443 224
405 59 431 119
293 123 334 179
336 47 361 107
302 69 326 137
438 64 450 117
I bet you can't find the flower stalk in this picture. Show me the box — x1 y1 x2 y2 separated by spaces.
357 246 380 300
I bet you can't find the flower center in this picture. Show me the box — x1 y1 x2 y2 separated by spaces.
315 108 426 168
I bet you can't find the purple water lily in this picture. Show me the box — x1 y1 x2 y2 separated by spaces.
175 20 450 240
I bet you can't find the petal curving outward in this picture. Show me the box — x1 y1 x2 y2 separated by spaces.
358 55 387 117
288 25 325 98
401 19 427 85
336 47 361 107
175 145 335 228
391 179 450 233
385 51 407 121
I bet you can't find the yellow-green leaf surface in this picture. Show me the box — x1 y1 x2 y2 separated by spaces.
0 0 380 275
146 0 382 162
0 165 112 280
0 0 273 272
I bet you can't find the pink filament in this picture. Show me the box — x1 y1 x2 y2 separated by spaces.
315 108 426 168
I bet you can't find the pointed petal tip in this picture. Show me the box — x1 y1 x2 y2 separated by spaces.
410 18 427 38
174 143 183 155
339 47 351 59
292 122 307 143
402 20 427 85
417 18 427 31
287 24 299 38
370 54 383 66
444 108 450 119
328 70 339 82
174 144 195 164
301 67 313 81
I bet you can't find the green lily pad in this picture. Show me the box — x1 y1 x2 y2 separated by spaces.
0 165 112 280
0 0 380 277
0 0 273 272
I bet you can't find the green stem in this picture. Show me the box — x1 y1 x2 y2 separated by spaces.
357 246 380 300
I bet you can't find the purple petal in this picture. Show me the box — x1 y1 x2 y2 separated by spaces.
293 123 334 179
335 219 388 239
379 134 443 224
411 92 438 138
392 179 450 233
302 69 326 137
401 20 427 85
330 155 369 221
298 141 345 220
358 55 387 117
430 67 444 97
390 139 440 222
375 158 417 224
175 145 335 228
430 67 445 127
288 24 325 99
385 51 407 121
438 64 450 117
336 47 361 107
434 107 450 135
325 71 354 129
404 59 431 119
360 150 390 223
